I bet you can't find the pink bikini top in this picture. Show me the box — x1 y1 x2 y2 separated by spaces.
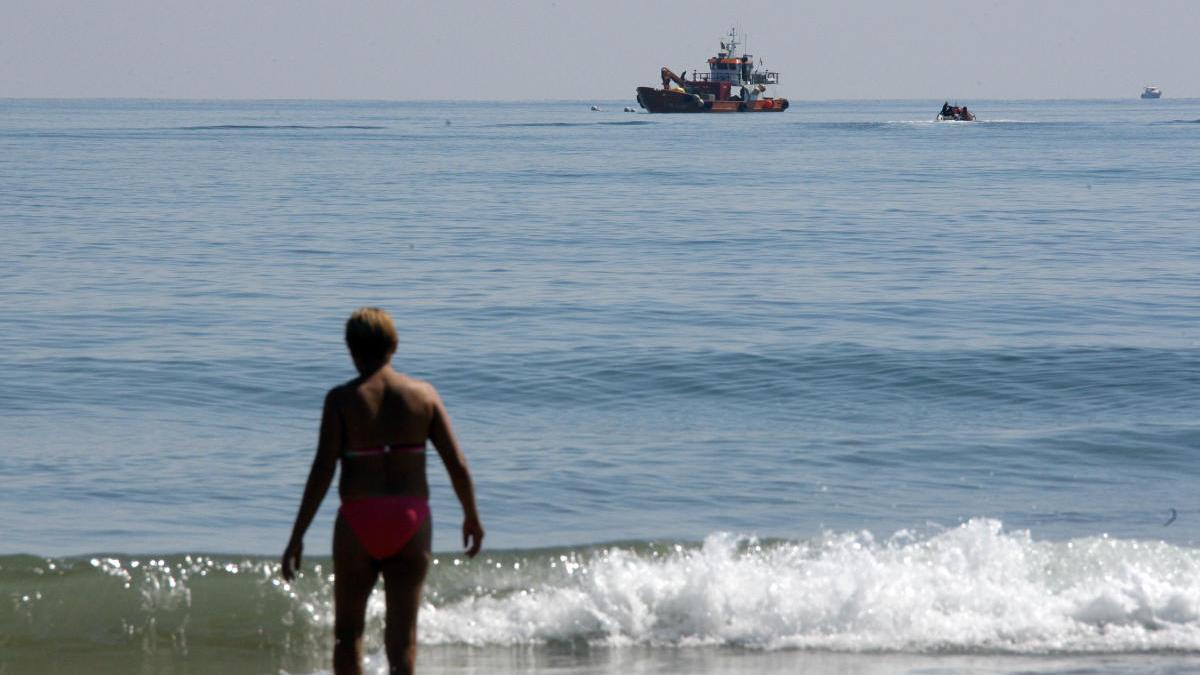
343 443 425 459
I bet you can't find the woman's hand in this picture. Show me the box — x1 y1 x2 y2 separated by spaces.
281 538 303 581
462 516 485 558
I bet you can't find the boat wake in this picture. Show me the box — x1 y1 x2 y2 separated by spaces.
887 119 1037 125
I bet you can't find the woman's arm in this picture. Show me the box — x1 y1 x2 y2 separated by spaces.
429 388 484 557
281 389 343 580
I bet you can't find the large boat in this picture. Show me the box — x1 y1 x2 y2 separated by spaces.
1141 86 1162 99
636 29 789 113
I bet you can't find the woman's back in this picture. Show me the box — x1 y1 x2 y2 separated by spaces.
336 370 437 499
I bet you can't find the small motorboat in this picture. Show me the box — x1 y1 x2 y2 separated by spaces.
1141 86 1162 99
937 102 975 121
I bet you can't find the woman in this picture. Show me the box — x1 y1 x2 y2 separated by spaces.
282 307 484 675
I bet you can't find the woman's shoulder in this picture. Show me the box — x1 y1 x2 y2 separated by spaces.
323 380 357 406
323 369 439 408
390 372 439 399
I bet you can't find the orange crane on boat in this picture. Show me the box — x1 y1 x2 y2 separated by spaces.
660 67 688 90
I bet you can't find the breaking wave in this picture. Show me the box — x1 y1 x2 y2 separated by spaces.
4 520 1199 656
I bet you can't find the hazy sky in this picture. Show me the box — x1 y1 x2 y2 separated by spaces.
2 0 1195 100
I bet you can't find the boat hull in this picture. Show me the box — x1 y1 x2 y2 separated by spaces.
636 87 789 113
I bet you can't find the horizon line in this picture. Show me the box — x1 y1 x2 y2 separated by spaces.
3 96 1193 104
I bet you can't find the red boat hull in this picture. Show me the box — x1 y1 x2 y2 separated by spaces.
636 87 789 113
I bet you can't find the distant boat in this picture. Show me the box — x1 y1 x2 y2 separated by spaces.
1141 86 1162 99
936 102 975 121
635 28 789 113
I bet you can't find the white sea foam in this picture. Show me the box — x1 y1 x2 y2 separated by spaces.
420 520 1200 652
5 521 1199 657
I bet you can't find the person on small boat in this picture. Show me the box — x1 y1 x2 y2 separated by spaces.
941 102 952 117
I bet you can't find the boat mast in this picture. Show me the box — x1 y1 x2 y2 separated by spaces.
725 27 739 58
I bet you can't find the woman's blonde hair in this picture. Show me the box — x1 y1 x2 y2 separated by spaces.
345 307 398 363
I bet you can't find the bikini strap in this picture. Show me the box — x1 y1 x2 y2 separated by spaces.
344 443 425 459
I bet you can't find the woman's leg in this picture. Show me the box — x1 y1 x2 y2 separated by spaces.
333 515 379 675
380 517 432 675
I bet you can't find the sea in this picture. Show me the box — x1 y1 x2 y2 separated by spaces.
1 98 1199 674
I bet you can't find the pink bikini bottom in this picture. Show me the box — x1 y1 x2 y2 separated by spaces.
339 496 430 560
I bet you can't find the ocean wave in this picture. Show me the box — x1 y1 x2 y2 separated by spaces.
7 346 1196 420
433 345 1199 416
4 520 1199 655
174 124 386 130
493 120 653 128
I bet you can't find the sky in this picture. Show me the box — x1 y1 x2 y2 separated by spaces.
1 0 1196 100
